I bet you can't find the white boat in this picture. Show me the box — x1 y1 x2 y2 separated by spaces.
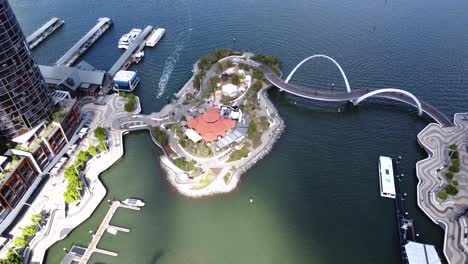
378 156 396 199
146 28 165 47
122 198 145 207
118 28 142 49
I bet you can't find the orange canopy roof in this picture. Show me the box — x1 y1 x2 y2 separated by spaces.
187 108 236 142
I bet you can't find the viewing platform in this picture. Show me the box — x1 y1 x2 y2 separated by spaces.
78 201 140 264
27 17 64 49
108 25 154 77
56 17 112 66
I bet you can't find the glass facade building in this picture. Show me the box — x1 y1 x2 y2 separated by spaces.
0 0 53 140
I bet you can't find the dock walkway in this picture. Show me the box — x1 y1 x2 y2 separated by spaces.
27 17 64 49
78 201 140 264
56 17 112 66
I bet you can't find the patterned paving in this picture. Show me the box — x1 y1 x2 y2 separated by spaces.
416 113 468 264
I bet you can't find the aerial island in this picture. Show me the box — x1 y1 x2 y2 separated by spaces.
115 49 285 197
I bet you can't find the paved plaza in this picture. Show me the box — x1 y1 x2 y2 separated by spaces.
416 113 468 264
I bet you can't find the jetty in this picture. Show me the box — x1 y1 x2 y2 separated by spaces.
27 17 64 49
78 201 140 264
108 25 153 77
56 17 112 66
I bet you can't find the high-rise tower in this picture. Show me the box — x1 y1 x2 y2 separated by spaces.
0 0 53 140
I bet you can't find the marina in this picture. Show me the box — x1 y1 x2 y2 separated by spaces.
74 200 141 264
108 25 154 78
26 17 64 49
55 17 112 66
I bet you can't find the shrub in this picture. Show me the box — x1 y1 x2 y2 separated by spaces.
453 180 459 186
231 74 241 86
13 237 28 248
94 127 107 141
88 145 97 156
445 184 459 195
449 144 458 151
451 151 459 160
438 191 448 200
174 158 196 171
228 147 249 162
224 172 232 184
124 95 136 112
98 141 107 152
449 164 460 173
151 127 169 146
77 151 90 164
21 225 37 237
445 172 454 179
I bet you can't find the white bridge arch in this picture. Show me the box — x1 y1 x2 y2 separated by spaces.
285 54 352 93
353 88 423 116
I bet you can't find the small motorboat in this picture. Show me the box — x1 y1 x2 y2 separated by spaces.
122 198 145 207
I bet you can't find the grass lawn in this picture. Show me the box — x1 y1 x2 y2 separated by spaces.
192 170 217 190
223 172 232 184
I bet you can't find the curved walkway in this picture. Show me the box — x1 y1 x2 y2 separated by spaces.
258 64 453 127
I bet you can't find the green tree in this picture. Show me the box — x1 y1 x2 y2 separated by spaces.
438 191 448 200
453 180 459 186
445 172 454 179
94 127 107 141
445 184 459 195
451 151 459 160
231 74 241 86
77 151 90 164
21 225 37 237
13 237 28 248
88 145 97 156
64 186 81 204
0 250 23 264
98 141 107 152
449 144 458 151
449 164 460 173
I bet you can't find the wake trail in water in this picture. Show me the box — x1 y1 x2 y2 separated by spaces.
156 0 193 99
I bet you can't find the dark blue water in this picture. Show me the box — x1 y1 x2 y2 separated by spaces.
10 0 468 263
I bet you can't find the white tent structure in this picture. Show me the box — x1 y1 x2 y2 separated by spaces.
404 241 441 264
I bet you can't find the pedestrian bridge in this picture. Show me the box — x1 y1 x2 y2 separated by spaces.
255 55 453 127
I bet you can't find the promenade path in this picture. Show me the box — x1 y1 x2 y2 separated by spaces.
416 113 468 264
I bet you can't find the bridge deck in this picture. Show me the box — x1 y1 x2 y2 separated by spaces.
258 64 453 127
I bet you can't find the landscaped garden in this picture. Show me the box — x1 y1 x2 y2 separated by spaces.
438 143 463 200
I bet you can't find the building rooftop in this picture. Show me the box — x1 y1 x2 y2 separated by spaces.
187 108 236 143
0 156 24 185
404 241 441 264
39 65 105 91
114 70 137 82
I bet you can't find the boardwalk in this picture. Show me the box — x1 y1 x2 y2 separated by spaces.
79 201 140 264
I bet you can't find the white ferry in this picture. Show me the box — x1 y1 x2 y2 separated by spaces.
118 28 142 49
146 28 165 47
122 198 145 207
378 156 396 199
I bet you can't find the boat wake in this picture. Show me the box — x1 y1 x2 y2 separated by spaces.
156 0 192 98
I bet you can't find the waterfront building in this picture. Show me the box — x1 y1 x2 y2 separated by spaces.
40 63 106 97
187 107 236 143
113 70 140 92
0 99 80 227
0 0 54 140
